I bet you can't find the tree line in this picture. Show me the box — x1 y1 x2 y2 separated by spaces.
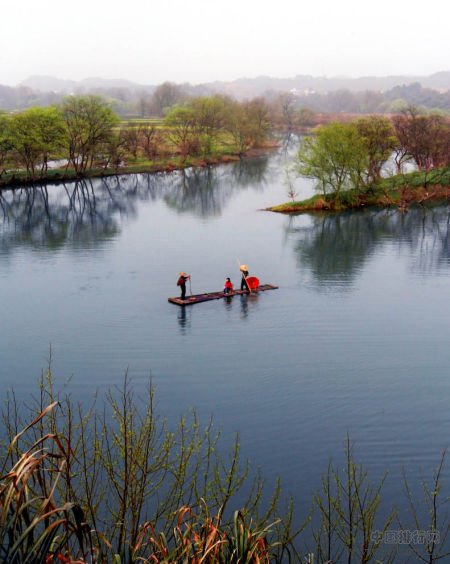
0 94 272 182
1 78 449 116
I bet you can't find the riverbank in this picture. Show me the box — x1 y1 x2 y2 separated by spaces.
0 145 278 190
266 167 450 213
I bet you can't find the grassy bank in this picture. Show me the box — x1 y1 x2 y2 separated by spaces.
0 146 278 190
267 167 450 214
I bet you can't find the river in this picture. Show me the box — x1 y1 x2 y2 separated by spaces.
1 145 450 549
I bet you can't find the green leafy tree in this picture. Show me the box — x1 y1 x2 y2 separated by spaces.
165 105 199 158
189 95 228 155
296 122 368 202
8 107 66 179
61 95 119 175
222 97 271 155
243 97 271 147
223 100 252 154
355 116 398 183
0 112 13 177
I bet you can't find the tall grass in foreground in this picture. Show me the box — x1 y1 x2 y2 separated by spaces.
0 368 302 562
1 367 450 562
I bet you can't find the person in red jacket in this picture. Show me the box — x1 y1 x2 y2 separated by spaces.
223 277 234 294
177 272 190 300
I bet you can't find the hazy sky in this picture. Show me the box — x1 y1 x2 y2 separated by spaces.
1 0 449 86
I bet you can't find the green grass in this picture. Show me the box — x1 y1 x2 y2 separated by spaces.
268 167 450 213
0 149 243 189
378 167 450 190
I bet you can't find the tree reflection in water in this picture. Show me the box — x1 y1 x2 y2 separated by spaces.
285 206 450 289
0 180 125 255
162 156 269 217
0 156 270 255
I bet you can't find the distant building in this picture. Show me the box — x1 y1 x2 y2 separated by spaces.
289 88 316 97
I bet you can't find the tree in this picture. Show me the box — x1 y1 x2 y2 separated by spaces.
189 95 228 155
296 107 317 128
0 112 13 177
223 100 252 154
164 105 199 157
151 82 185 116
392 107 450 171
120 123 140 159
243 97 271 146
223 98 271 155
138 124 162 159
8 107 65 179
355 116 397 183
137 95 150 118
296 122 368 202
274 92 297 130
61 95 119 175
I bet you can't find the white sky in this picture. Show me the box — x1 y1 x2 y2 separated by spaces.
1 0 449 86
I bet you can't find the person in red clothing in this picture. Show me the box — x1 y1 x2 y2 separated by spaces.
177 272 190 300
223 277 234 294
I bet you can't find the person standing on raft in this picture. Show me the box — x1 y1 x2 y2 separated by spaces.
177 272 190 300
240 265 249 291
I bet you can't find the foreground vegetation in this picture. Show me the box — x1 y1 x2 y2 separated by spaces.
1 370 450 562
269 110 450 214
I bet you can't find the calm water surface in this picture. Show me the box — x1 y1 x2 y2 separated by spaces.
1 147 450 525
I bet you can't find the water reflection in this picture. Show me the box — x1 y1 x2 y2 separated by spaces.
174 293 259 335
0 157 270 254
177 306 191 334
0 181 120 255
287 206 450 288
163 157 270 217
224 293 260 320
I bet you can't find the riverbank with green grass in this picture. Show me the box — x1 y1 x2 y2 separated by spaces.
267 167 450 213
0 145 279 190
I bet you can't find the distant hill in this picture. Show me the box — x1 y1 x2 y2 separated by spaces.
20 75 77 92
203 72 450 99
19 71 450 98
21 75 154 94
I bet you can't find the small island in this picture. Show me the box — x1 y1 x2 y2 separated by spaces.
267 112 450 214
268 169 450 213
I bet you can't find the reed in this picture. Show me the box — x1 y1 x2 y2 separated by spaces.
0 402 92 563
0 367 301 562
2 368 450 562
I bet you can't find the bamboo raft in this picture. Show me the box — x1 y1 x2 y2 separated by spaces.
168 284 278 306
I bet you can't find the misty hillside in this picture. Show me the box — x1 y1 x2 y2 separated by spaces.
21 75 155 94
19 71 450 97
206 72 450 99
